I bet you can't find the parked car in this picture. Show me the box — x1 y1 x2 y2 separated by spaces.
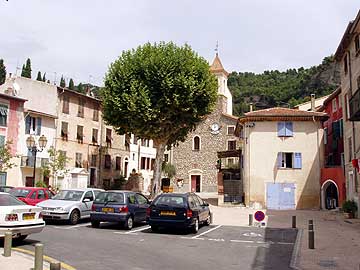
36 188 104 225
0 192 45 241
146 192 211 233
9 187 53 206
0 186 13 193
90 190 150 230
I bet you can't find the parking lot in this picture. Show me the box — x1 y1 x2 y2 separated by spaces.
18 220 299 270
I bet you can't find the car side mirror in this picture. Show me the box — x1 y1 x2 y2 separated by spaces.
203 202 209 207
83 198 91 202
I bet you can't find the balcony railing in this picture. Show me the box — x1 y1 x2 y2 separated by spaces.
349 88 360 121
20 156 49 168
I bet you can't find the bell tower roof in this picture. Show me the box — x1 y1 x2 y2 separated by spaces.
210 53 229 77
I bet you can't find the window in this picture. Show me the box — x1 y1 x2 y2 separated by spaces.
128 194 136 204
164 154 169 163
38 190 45 199
30 191 37 199
75 153 82 168
227 158 234 166
345 93 350 119
146 158 150 170
92 128 98 144
62 96 69 114
332 99 337 112
141 157 146 170
77 125 83 143
104 154 111 169
227 126 235 135
277 152 302 169
348 137 353 162
116 157 121 171
106 128 112 146
78 98 85 117
91 154 97 167
133 135 138 145
227 140 236 150
0 135 5 147
0 172 6 186
332 121 341 140
141 139 149 147
83 191 94 201
339 119 343 138
136 193 148 205
132 153 135 160
0 104 8 127
61 122 68 140
93 104 99 121
344 54 348 74
355 34 360 54
324 128 328 145
277 122 293 137
193 136 200 151
151 158 155 170
25 116 42 135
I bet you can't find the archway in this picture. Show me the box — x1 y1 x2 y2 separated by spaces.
321 180 339 210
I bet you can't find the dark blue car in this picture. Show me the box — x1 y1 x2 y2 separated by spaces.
146 192 211 233
90 190 150 230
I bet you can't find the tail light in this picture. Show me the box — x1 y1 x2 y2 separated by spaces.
186 209 193 218
146 207 151 217
5 214 18 221
119 206 128 213
91 204 96 211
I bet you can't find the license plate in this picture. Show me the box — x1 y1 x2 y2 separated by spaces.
23 213 35 220
160 211 176 216
102 207 114 213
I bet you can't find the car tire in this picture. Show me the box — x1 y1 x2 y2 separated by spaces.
205 212 211 226
192 218 199 233
151 225 158 232
125 216 134 230
69 210 80 225
15 235 28 242
91 221 100 228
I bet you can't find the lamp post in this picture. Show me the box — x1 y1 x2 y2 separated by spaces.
26 135 47 186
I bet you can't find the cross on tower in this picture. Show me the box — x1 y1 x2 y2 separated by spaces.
215 41 219 56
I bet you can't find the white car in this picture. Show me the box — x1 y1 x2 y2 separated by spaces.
0 192 45 241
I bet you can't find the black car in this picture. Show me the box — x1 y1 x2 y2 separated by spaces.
146 192 211 233
90 190 150 230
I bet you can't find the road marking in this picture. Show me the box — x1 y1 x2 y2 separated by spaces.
125 225 151 234
181 236 205 240
64 223 91 229
192 225 222 239
208 238 225 242
230 240 254 243
243 232 262 237
114 232 139 235
277 242 294 245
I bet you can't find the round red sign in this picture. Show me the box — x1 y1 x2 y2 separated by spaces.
254 211 265 222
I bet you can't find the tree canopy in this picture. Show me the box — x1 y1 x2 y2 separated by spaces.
68 78 75 90
36 71 42 81
21 58 32 78
60 76 66 87
0 59 6 85
102 42 218 196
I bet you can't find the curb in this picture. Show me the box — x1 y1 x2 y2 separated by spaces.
12 247 76 270
290 229 302 270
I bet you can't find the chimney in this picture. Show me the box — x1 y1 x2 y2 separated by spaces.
249 103 253 112
310 94 315 111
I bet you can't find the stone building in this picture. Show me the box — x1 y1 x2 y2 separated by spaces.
169 54 239 204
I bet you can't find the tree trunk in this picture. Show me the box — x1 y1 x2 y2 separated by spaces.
151 141 166 199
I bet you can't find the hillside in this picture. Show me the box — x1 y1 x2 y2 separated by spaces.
228 56 341 116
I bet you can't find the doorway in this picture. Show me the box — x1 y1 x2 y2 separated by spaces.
25 176 34 187
90 168 96 186
191 175 201 193
322 181 339 209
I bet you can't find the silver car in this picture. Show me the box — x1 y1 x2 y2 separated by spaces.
36 188 103 225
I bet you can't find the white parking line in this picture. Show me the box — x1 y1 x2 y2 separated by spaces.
230 240 254 243
124 225 151 234
64 223 91 229
192 225 222 239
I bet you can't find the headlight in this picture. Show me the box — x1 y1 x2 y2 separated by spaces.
55 207 65 211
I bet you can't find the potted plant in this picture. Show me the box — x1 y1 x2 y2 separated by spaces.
342 200 358 219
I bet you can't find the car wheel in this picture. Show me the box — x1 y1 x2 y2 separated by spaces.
125 216 134 230
151 225 158 232
205 213 211 226
91 221 100 228
15 235 28 242
192 218 199 233
69 210 80 225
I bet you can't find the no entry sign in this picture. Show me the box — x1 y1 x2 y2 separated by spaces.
254 211 265 222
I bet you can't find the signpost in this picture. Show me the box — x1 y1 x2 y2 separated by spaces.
254 211 265 222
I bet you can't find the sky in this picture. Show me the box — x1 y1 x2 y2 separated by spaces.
0 1 359 86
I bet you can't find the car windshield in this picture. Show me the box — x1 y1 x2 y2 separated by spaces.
0 194 26 206
9 188 31 198
94 192 125 204
154 195 186 207
52 190 84 201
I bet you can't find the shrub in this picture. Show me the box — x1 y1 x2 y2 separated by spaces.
342 200 358 214
35 180 48 188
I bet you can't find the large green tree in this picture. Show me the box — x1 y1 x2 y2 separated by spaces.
0 59 6 85
36 71 42 81
21 58 32 78
102 42 218 196
68 78 75 90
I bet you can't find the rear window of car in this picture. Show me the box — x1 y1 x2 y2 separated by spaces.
154 195 186 207
52 190 84 201
9 188 31 198
94 192 125 204
0 194 26 206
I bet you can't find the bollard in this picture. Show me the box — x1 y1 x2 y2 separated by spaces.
308 220 314 231
50 262 61 270
3 232 12 257
249 214 253 226
308 229 315 249
34 243 44 270
292 216 296 228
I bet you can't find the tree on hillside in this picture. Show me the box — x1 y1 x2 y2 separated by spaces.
77 83 85 94
102 42 218 197
60 76 66 88
21 58 32 78
36 71 42 81
42 72 46 82
0 59 6 85
68 78 75 90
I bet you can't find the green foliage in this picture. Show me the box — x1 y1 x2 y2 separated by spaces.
76 83 85 94
44 147 71 178
110 175 127 190
0 141 17 172
68 78 75 90
60 76 66 87
342 200 358 214
162 163 176 179
36 71 42 81
21 58 32 78
35 180 47 188
228 56 340 116
0 59 6 85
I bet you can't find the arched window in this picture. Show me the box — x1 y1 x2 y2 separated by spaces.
193 136 200 151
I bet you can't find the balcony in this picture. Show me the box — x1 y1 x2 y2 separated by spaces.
20 156 49 168
349 88 360 121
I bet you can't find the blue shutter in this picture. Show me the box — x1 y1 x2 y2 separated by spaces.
0 135 5 147
36 117 42 135
277 122 286 136
285 122 293 137
0 172 6 186
294 152 302 169
277 152 283 168
25 116 31 134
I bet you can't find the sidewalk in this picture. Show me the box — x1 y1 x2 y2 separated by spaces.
0 247 50 270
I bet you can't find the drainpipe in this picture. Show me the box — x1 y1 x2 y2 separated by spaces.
311 94 316 111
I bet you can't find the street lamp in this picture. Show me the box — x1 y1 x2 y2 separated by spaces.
26 135 47 186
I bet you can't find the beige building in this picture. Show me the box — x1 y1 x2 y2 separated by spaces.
237 108 327 209
334 9 360 214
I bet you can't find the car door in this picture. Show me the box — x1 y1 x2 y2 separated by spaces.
80 191 94 218
194 195 208 222
26 190 37 205
128 193 140 222
135 193 149 222
36 189 46 205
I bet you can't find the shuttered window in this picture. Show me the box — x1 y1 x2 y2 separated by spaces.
25 116 41 135
278 122 293 137
0 135 5 147
277 152 302 169
0 104 8 127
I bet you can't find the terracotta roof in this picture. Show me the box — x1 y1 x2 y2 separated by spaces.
221 113 238 121
210 54 229 76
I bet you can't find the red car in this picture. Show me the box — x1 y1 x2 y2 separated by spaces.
9 187 54 206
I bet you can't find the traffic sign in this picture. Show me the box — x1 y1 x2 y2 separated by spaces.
254 211 265 222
